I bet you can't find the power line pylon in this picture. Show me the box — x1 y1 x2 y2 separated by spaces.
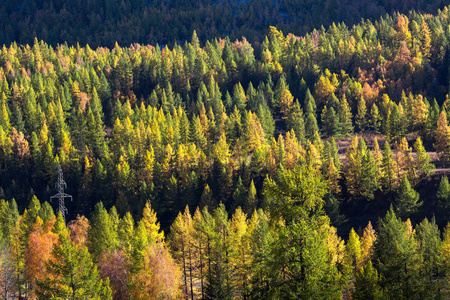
50 165 72 224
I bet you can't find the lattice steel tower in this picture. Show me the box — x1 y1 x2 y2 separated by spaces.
50 165 72 223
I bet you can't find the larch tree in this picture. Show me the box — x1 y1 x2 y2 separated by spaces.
355 96 367 132
413 137 434 184
344 228 362 275
369 104 381 133
434 111 450 166
339 94 353 136
382 142 398 192
360 221 377 266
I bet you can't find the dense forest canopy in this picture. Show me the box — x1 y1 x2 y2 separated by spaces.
0 7 450 228
1 0 450 299
0 0 448 47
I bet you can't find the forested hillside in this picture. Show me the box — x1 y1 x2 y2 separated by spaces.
2 4 450 299
0 0 447 47
1 8 450 224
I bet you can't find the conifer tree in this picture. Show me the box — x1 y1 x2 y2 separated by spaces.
36 233 112 299
355 96 367 132
361 150 379 200
369 104 381 133
305 100 319 142
352 261 382 300
279 89 294 119
339 94 353 136
413 137 434 183
88 202 119 262
246 180 258 215
141 202 164 244
321 105 340 136
360 221 377 266
375 209 420 298
286 100 305 143
345 228 362 275
415 217 443 297
395 176 422 218
437 176 450 210
382 142 398 191
435 111 450 166
263 162 343 298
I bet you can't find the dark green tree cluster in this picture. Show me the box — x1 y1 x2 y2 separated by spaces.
0 0 446 48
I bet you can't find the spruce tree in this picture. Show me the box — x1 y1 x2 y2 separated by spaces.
305 99 319 141
352 261 383 300
286 100 305 143
88 202 119 262
395 176 422 218
36 233 112 299
415 217 443 298
437 176 450 210
382 142 398 191
339 94 353 136
344 228 362 275
413 137 434 183
321 106 340 136
361 150 379 200
435 111 450 166
369 104 381 133
355 96 367 132
375 209 420 298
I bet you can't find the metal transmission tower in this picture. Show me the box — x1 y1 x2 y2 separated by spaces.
50 165 72 223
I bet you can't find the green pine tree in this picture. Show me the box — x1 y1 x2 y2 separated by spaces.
355 96 367 132
36 233 112 299
395 176 422 218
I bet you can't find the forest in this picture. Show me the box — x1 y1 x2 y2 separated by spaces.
0 0 448 47
1 1 450 299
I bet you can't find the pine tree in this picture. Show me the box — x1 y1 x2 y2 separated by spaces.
437 176 450 210
395 176 422 218
382 142 398 191
375 209 420 298
321 106 340 136
355 96 367 132
361 150 379 200
339 94 353 136
36 233 112 299
88 202 119 262
369 104 381 133
305 112 319 142
345 228 362 275
286 100 305 143
360 221 377 266
262 163 342 298
352 261 383 300
413 137 434 183
246 180 258 215
435 111 450 166
415 217 443 297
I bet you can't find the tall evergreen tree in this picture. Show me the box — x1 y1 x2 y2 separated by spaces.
395 176 422 218
375 209 420 299
355 96 367 132
36 233 112 299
